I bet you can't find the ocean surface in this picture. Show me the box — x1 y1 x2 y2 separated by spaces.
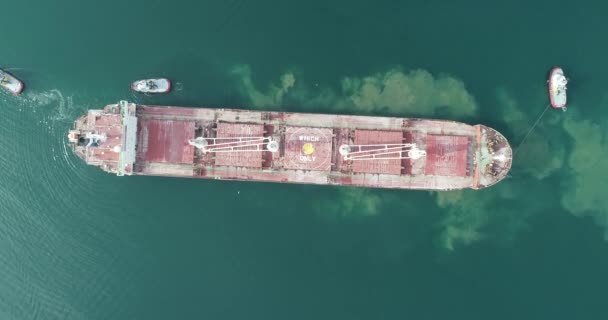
1 1 608 319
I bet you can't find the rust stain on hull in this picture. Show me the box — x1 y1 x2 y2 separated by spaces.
68 102 513 190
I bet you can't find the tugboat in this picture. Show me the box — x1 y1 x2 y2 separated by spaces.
548 67 568 111
130 78 171 94
0 69 24 95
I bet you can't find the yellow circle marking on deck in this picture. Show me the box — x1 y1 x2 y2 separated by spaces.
302 143 315 155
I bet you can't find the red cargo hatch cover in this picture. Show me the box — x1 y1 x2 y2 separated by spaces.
214 123 265 168
138 119 195 164
424 135 469 177
352 130 403 175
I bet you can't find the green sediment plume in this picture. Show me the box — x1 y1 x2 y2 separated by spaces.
339 69 477 118
434 182 533 251
231 65 524 251
313 187 383 219
434 89 570 251
562 116 608 237
231 65 296 107
231 65 608 250
495 88 565 180
232 65 478 118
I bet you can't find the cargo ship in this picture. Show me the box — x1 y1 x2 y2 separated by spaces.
67 101 512 190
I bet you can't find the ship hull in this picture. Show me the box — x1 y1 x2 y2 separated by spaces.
0 70 24 95
68 102 512 190
548 67 567 109
130 78 171 94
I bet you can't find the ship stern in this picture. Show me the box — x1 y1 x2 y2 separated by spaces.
67 101 138 176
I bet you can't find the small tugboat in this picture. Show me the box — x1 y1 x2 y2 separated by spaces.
130 78 171 94
548 67 568 111
0 69 24 95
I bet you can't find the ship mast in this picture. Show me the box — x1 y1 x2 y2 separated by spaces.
188 136 279 153
189 136 426 161
338 143 426 161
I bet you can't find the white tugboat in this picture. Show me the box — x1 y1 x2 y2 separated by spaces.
130 78 171 94
548 67 568 111
0 69 24 95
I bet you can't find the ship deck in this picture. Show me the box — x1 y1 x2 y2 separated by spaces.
127 104 508 190
69 102 512 190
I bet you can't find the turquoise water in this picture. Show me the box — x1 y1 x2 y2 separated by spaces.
1 1 608 319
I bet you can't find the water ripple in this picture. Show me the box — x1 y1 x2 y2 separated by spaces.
0 89 141 319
